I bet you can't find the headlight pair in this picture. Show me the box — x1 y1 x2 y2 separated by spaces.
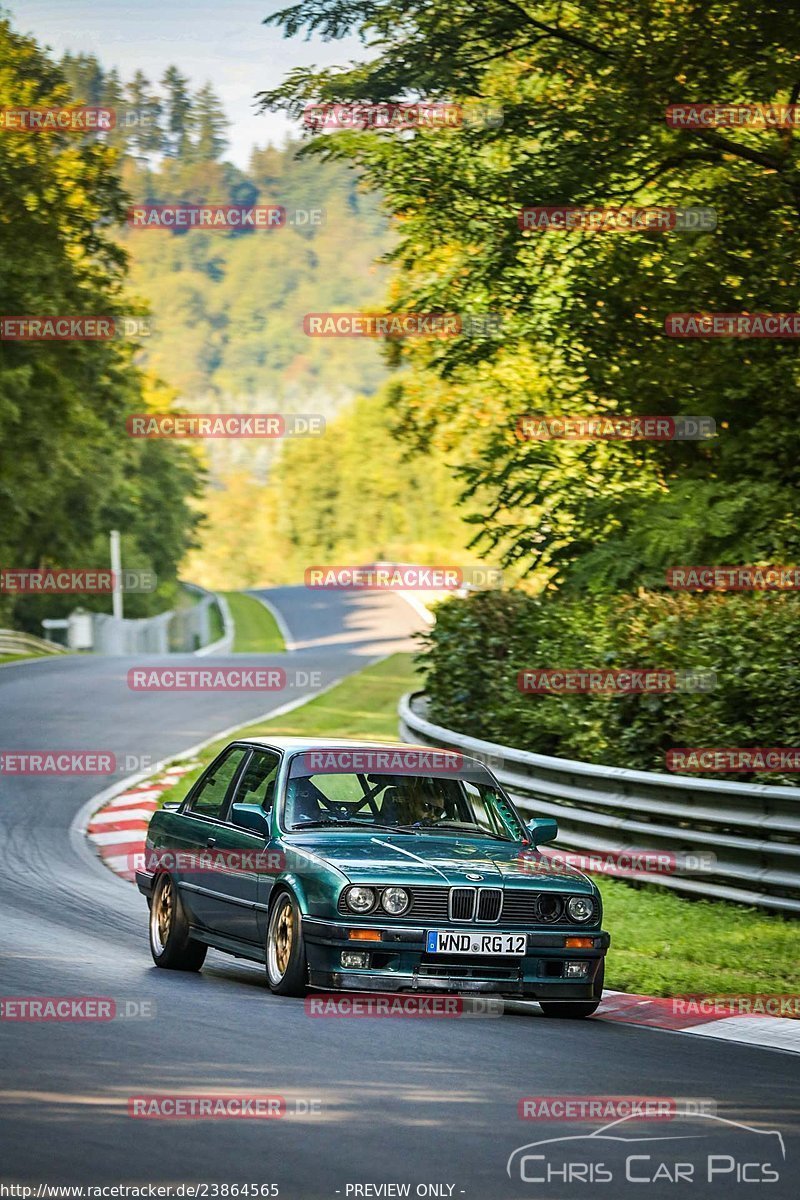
536 893 596 923
344 885 410 915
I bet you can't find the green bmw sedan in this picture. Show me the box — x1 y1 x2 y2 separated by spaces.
137 737 609 1016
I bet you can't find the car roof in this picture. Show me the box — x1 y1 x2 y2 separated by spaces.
233 735 463 757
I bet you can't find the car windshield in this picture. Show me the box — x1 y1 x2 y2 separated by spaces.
284 762 525 841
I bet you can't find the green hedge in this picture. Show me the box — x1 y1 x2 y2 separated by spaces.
417 590 800 783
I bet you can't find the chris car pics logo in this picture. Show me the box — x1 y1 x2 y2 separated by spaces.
507 1112 785 1187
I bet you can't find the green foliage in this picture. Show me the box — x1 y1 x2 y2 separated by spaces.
161 66 195 159
186 384 485 587
56 44 478 587
121 142 390 417
261 0 800 590
419 589 800 783
0 18 202 631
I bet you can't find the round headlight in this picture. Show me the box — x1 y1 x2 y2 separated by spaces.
567 895 595 923
345 886 376 913
536 893 563 923
381 887 410 915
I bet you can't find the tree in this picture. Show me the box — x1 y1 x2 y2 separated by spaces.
194 82 229 161
0 17 201 628
126 70 164 157
161 65 194 158
259 1 800 591
60 51 103 104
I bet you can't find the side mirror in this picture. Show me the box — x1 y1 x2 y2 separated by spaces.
230 803 271 837
526 817 558 846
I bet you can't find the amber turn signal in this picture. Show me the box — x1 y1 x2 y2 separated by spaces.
565 936 594 948
348 929 382 941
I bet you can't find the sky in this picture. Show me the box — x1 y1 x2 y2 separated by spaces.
9 0 368 165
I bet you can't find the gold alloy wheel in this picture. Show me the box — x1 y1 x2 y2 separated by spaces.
268 895 294 981
151 876 174 955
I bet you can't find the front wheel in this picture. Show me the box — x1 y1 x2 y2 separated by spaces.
266 890 308 996
149 873 207 971
539 962 604 1019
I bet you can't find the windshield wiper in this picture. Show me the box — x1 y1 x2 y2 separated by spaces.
289 819 368 830
290 818 415 833
407 822 512 841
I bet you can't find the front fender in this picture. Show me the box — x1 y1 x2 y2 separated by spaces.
269 872 310 915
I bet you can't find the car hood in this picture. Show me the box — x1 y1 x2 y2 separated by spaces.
288 831 593 891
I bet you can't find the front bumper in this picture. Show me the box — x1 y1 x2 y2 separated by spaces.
136 870 154 899
303 917 609 998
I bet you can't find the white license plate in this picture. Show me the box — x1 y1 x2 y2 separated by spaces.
426 930 527 957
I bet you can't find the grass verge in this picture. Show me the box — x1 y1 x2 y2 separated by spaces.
224 591 285 653
0 649 71 665
146 650 798 996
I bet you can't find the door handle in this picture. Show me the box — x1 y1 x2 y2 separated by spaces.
206 837 217 848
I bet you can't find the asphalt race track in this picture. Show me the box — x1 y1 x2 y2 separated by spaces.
1 587 798 1199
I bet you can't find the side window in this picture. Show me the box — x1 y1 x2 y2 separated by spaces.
187 747 248 820
231 750 281 813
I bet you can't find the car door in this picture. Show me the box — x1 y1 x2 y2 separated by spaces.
202 748 283 944
175 744 250 930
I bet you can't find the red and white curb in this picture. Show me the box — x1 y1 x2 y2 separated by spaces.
596 989 800 1054
86 764 198 881
85 781 800 1056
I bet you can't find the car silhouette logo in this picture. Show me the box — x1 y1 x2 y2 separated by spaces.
507 1112 786 1185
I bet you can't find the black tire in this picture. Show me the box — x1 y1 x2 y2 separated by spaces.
149 873 207 971
539 962 604 1019
265 889 308 996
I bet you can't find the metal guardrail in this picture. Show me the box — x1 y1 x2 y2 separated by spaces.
0 629 68 657
399 692 800 915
